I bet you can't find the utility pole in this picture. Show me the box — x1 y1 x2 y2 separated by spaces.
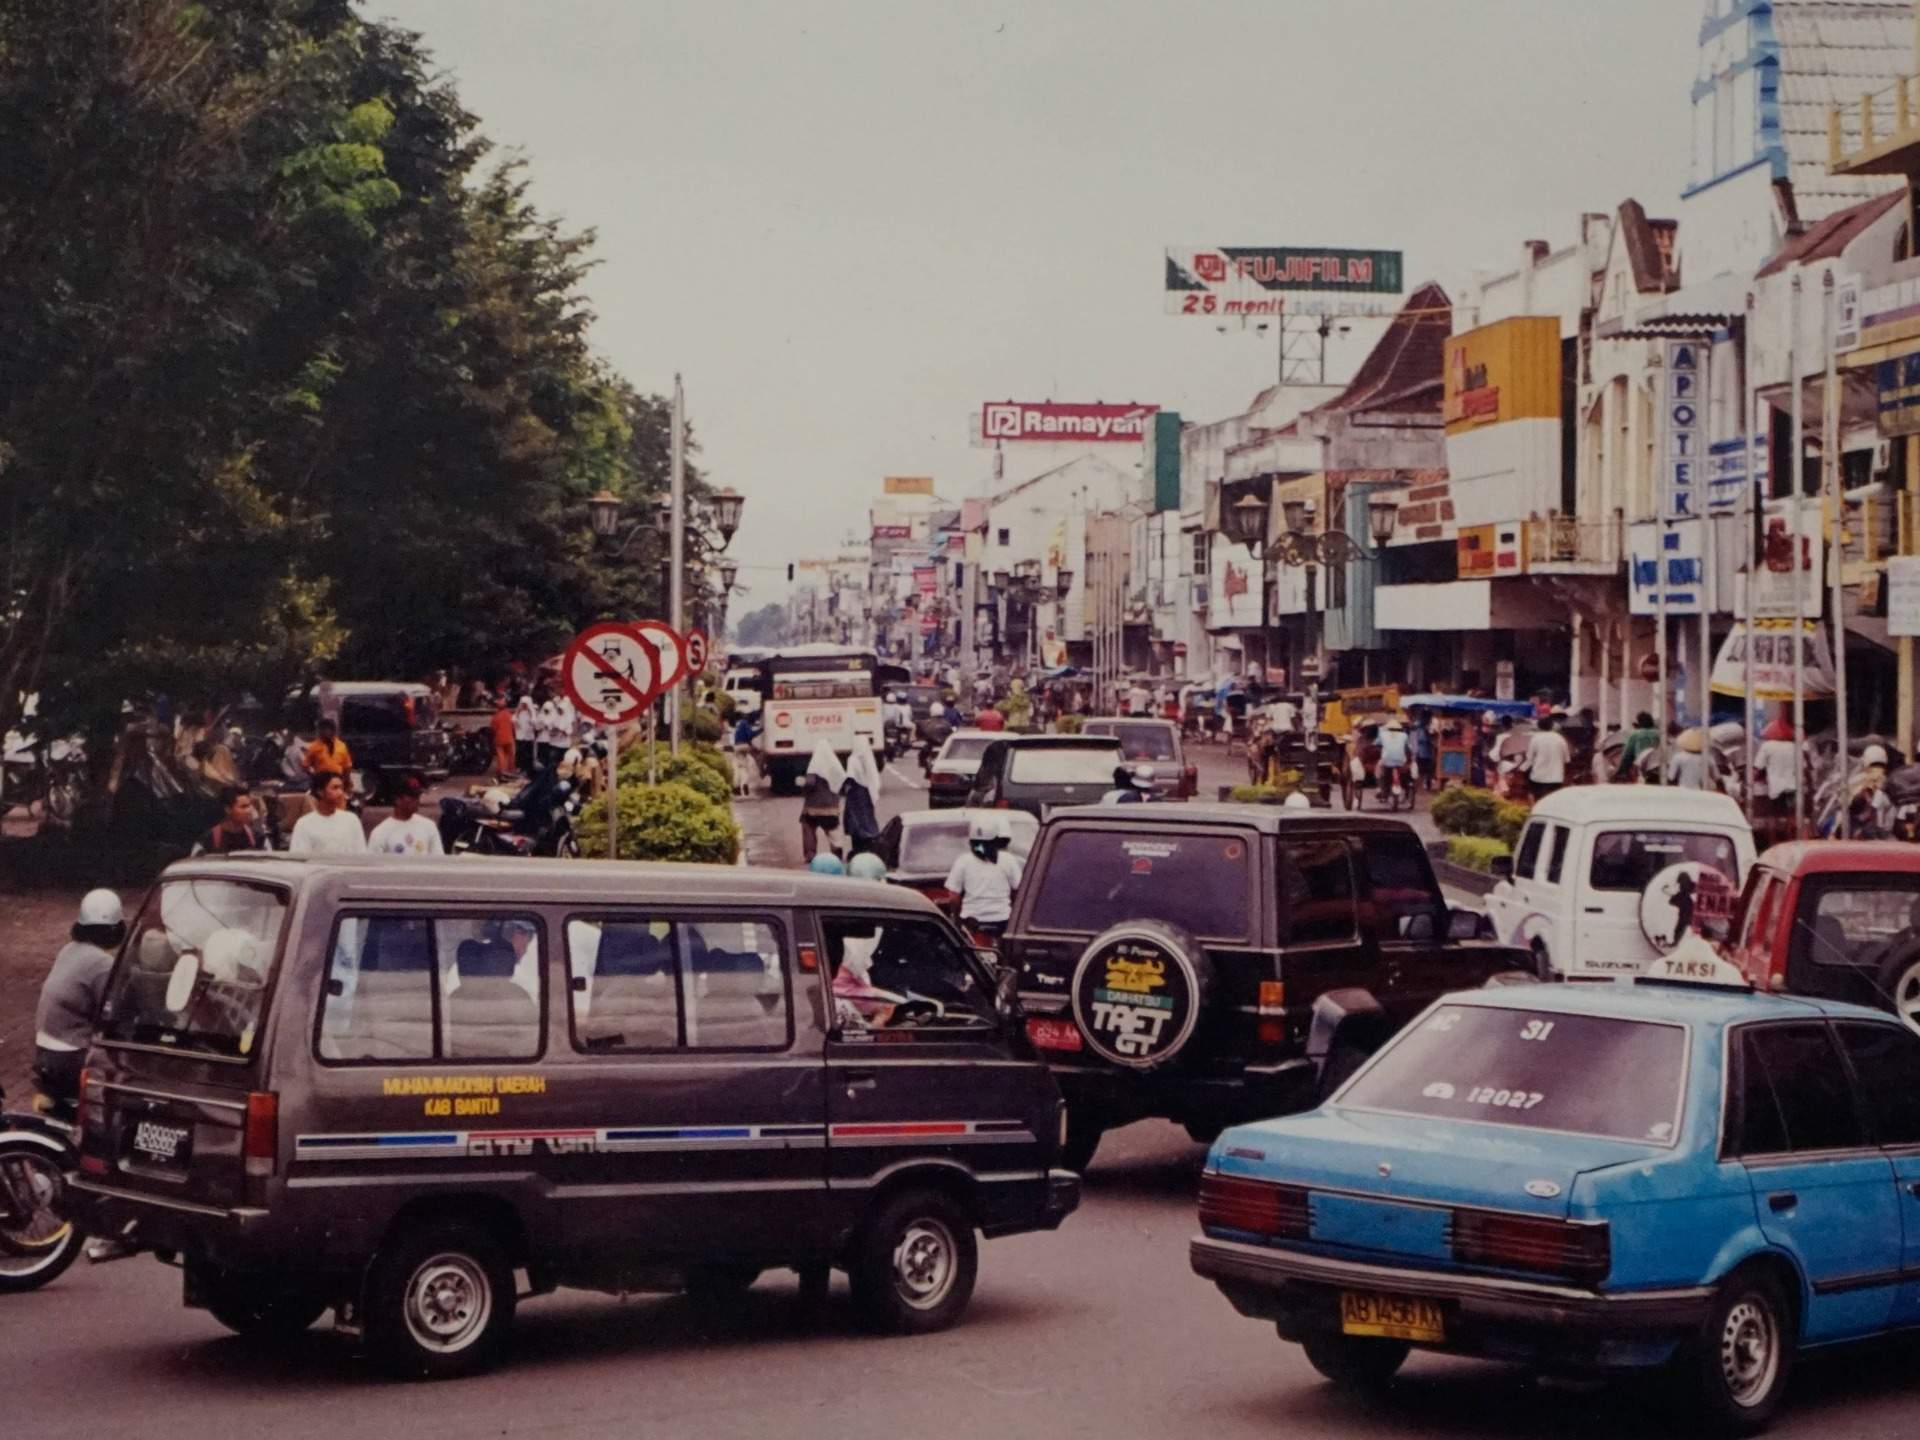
668 373 686 755
1790 272 1806 839
1826 271 1848 836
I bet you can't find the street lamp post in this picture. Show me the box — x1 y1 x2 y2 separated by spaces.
1262 498 1369 798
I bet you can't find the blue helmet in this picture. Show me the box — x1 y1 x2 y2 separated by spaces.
808 854 847 876
847 851 887 880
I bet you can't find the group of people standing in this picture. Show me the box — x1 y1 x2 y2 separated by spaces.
799 738 883 862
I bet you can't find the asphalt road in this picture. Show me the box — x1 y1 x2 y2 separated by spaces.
12 752 1920 1436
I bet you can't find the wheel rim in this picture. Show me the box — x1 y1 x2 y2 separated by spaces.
402 1252 492 1353
1718 1295 1780 1409
1894 962 1920 1036
0 1153 75 1276
890 1217 957 1311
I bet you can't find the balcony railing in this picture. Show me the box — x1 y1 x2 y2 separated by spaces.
1525 514 1623 569
1829 70 1920 175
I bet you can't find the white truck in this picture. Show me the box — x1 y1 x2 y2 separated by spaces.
748 646 887 792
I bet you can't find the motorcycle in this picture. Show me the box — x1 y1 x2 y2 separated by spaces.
440 771 583 858
449 726 497 777
0 1079 85 1292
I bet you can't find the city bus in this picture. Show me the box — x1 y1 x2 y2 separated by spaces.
748 645 906 790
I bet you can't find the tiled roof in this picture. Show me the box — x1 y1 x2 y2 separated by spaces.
1318 281 1452 416
1774 0 1912 221
1755 186 1904 274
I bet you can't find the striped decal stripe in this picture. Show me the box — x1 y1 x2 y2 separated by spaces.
295 1119 1033 1161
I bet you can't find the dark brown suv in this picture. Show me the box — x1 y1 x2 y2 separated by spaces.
1001 805 1530 1170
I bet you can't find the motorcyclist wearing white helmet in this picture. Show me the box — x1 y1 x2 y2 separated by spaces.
943 815 1025 940
32 889 126 1105
1101 762 1158 805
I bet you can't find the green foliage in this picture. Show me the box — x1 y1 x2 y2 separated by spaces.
1492 799 1532 849
1430 787 1500 837
577 781 740 864
617 741 732 798
688 706 726 744
1230 784 1277 804
1447 836 1513 873
733 604 788 649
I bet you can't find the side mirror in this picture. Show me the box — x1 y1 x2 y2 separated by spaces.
1489 855 1514 881
1446 906 1484 942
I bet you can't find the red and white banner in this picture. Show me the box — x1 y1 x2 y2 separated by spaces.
981 401 1157 444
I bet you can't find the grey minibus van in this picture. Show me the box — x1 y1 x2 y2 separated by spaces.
73 855 1077 1377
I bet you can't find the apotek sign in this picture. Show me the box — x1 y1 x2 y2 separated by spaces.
1664 340 1705 517
1166 246 1403 317
980 401 1158 443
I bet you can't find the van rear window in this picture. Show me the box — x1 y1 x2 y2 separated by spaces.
100 879 288 1059
1589 831 1737 892
1029 830 1250 939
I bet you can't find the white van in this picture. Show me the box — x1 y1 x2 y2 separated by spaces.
721 667 761 717
1482 787 1756 981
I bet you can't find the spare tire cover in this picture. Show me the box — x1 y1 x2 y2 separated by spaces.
1638 861 1738 952
1069 920 1213 1070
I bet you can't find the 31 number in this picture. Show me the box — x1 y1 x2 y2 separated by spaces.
1519 1020 1555 1042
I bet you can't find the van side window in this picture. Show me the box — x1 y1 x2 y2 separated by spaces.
1545 825 1572 885
1279 840 1358 947
1513 822 1545 880
818 915 995 1032
316 914 544 1063
568 917 790 1052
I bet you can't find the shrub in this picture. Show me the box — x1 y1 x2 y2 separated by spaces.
615 747 732 806
1430 786 1500 837
577 781 740 864
1447 835 1512 873
619 740 732 790
1229 784 1278 804
1491 799 1532 848
688 706 726 744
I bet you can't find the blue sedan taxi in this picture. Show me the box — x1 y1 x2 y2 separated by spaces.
1189 953 1920 1433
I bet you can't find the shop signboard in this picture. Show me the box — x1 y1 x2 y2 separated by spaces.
1455 521 1524 577
1739 508 1822 620
884 476 934 496
1706 435 1767 512
1664 339 1705 518
1628 520 1704 616
1889 555 1920 637
1165 246 1403 318
980 400 1158 443
1877 352 1920 437
1709 620 1836 701
1441 317 1560 434
1207 532 1265 629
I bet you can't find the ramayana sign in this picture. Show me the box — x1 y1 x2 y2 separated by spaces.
980 401 1158 443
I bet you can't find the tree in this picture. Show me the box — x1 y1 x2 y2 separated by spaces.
733 604 790 649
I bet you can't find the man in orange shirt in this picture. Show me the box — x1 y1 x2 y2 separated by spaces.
490 697 517 778
302 717 353 779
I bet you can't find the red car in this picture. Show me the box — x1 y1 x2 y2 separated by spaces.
1727 840 1920 1030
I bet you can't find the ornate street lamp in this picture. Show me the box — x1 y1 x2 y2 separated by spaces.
1368 496 1399 548
718 558 739 592
1055 568 1075 598
1281 496 1311 536
1014 557 1042 584
710 487 745 544
1226 490 1270 556
586 489 622 539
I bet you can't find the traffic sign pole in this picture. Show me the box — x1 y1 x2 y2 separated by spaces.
606 724 619 859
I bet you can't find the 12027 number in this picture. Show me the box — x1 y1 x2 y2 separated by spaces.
1464 1086 1544 1110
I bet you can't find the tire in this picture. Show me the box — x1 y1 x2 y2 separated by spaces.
0 1141 83 1293
554 830 580 860
683 1264 763 1302
1300 1332 1410 1389
365 1221 516 1380
204 1274 329 1339
1677 1268 1793 1435
848 1189 978 1335
1877 949 1920 1036
1061 1109 1105 1173
1069 920 1214 1071
1531 940 1554 983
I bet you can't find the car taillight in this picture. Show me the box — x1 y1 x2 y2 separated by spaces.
1198 1172 1311 1239
244 1092 278 1178
1450 1208 1609 1285
1025 1017 1083 1052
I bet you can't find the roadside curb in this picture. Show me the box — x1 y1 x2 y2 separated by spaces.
1427 842 1496 898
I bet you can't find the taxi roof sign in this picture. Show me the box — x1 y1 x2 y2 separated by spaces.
1634 935 1752 992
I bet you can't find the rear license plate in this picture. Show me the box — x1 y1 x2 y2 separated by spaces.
1025 1017 1083 1052
1339 1290 1444 1342
125 1117 193 1171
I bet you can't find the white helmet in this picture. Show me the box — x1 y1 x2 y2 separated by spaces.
1130 763 1158 788
1863 744 1890 768
1282 790 1312 810
479 786 513 817
77 888 123 928
200 927 263 987
991 813 1016 842
968 815 999 843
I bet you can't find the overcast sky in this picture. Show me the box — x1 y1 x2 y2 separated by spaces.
370 0 1700 610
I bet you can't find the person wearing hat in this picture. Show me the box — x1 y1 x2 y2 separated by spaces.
1752 713 1798 820
1377 717 1411 800
33 890 127 1106
368 776 444 855
1666 727 1707 789
1847 744 1894 838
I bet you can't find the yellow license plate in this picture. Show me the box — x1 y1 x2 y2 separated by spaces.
1339 1290 1444 1342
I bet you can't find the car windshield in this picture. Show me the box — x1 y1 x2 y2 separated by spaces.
98 879 290 1059
900 814 1037 873
1589 831 1738 892
1029 828 1251 938
1008 745 1122 785
1338 1003 1688 1145
1087 722 1177 761
939 735 994 762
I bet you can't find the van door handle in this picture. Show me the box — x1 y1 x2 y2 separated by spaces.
1582 907 1605 915
842 1071 878 1094
1768 1191 1797 1213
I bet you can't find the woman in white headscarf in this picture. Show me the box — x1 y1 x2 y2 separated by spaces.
842 736 883 857
800 742 846 862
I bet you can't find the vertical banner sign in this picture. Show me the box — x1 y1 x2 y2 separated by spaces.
1836 273 1862 353
1666 340 1703 518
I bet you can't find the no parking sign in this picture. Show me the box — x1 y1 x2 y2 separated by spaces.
562 623 665 725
